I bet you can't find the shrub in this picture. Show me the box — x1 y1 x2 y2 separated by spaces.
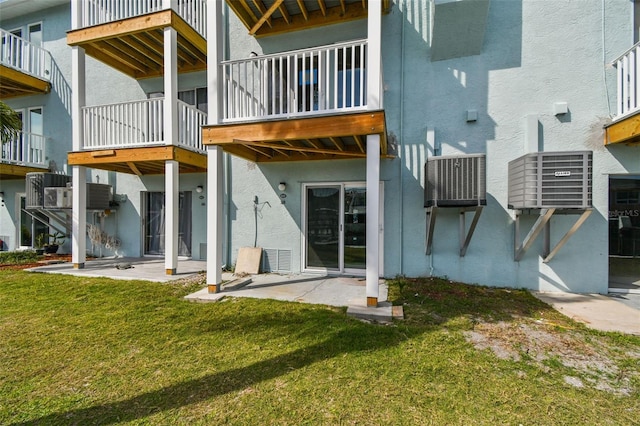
0 250 39 265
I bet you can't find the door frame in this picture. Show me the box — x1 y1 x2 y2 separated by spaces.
301 181 384 276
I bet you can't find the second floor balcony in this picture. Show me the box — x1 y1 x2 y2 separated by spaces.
0 29 51 99
67 0 207 79
606 41 640 145
0 131 48 179
67 97 207 175
223 39 371 123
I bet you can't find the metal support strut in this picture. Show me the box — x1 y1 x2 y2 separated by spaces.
514 208 592 262
426 206 484 256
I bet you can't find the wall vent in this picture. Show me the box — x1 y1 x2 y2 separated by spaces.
262 248 292 273
508 151 592 209
425 154 486 207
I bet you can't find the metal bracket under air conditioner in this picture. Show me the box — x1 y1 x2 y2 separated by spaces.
426 206 484 256
514 208 593 262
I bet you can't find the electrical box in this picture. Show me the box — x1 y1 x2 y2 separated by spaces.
508 151 592 209
424 154 487 207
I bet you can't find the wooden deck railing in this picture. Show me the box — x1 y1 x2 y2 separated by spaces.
80 0 206 38
82 98 206 152
0 29 51 81
1 131 47 168
222 39 369 122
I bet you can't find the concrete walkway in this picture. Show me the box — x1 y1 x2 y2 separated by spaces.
533 292 640 336
26 257 207 282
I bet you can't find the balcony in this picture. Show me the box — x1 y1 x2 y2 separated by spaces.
0 29 51 99
203 40 389 163
0 132 48 179
67 98 207 175
226 0 391 37
66 0 206 79
605 41 640 145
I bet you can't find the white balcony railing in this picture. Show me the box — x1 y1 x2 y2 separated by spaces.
81 98 206 152
614 41 640 119
1 132 47 168
80 0 206 38
222 39 369 122
0 29 51 81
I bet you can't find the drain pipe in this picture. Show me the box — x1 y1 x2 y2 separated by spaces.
399 0 406 275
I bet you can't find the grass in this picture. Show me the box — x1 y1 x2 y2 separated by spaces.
1 271 639 425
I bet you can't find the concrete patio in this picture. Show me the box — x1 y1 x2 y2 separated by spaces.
26 257 397 322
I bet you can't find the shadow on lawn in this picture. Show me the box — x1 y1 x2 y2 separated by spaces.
11 278 550 425
12 316 405 425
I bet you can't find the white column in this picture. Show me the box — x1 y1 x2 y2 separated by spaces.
71 1 86 268
72 167 86 268
206 0 224 292
164 27 179 274
207 145 224 291
165 160 179 274
366 135 380 306
365 0 382 306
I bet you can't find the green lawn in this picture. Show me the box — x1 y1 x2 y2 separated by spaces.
1 271 638 425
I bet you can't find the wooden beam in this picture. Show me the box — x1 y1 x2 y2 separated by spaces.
127 162 143 176
279 3 291 24
329 136 345 151
282 139 308 156
67 10 173 45
227 0 259 30
296 0 309 20
0 163 48 178
353 134 365 153
203 110 386 144
605 113 640 145
339 0 346 14
252 1 368 37
219 139 366 158
0 65 50 94
317 0 327 16
250 0 284 35
251 0 274 27
243 144 273 158
306 139 322 149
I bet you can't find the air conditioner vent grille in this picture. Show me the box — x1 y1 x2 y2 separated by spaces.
263 248 292 273
508 151 592 209
424 154 486 207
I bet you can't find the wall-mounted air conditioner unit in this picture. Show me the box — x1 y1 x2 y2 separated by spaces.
425 154 486 207
26 172 71 209
39 182 112 210
86 183 111 210
508 151 592 209
44 187 72 209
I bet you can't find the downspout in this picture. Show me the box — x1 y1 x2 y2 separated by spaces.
602 0 612 118
399 0 406 275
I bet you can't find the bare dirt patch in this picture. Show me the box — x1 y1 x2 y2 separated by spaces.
464 318 637 395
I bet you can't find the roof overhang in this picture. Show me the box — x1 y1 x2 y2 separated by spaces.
66 10 206 79
202 110 391 163
67 146 207 175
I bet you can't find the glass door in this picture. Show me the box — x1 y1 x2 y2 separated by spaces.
304 183 382 274
305 186 341 270
142 191 192 257
343 185 367 271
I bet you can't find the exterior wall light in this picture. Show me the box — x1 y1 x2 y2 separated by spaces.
196 185 204 193
278 182 286 192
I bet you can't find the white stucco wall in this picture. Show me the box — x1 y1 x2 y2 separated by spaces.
221 0 640 293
